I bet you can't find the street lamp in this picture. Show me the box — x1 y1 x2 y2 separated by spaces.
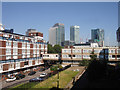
57 53 61 88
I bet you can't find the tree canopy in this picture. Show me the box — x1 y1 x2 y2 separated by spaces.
90 51 97 60
47 44 62 54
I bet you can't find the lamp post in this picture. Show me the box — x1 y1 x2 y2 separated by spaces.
57 53 61 88
57 66 59 88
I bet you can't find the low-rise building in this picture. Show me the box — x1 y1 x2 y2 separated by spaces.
0 29 47 73
43 54 60 61
61 46 120 64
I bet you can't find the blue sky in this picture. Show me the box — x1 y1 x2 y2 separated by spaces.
2 2 118 46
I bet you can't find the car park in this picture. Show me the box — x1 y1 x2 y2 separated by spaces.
28 71 36 76
6 77 16 82
29 77 44 82
40 73 47 77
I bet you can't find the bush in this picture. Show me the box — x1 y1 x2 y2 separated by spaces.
50 65 63 71
79 60 91 67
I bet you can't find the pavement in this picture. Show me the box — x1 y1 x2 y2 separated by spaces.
1 68 50 89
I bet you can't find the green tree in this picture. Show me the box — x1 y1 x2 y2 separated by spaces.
79 59 91 67
47 44 55 53
90 50 97 60
53 45 62 53
87 60 107 81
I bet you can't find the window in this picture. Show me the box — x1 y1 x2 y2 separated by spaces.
76 55 82 58
64 50 66 53
69 55 71 57
6 41 11 46
83 55 89 58
99 55 104 58
40 54 42 57
73 55 75 57
16 63 20 67
63 55 67 58
112 55 115 58
13 49 18 55
94 50 100 53
117 49 120 54
22 43 26 47
83 50 91 53
24 61 28 65
105 49 109 53
27 43 30 48
117 55 120 58
6 49 11 55
13 42 18 47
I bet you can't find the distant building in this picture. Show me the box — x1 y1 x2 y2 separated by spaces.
49 23 65 46
70 25 80 44
118 1 120 27
74 42 98 48
117 27 120 47
0 24 4 31
26 29 43 40
64 40 75 46
117 2 120 47
91 28 104 47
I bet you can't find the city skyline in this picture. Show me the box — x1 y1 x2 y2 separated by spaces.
2 2 118 46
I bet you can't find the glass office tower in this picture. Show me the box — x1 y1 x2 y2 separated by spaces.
91 28 104 47
117 2 120 47
49 23 65 46
70 25 80 44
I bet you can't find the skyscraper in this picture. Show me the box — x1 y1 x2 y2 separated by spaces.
117 2 120 47
49 23 65 46
91 28 104 47
118 1 120 28
70 25 80 44
117 27 120 47
0 0 2 25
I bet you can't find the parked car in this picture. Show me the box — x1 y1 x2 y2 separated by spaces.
28 71 36 76
7 74 12 78
39 68 45 72
6 77 16 82
13 72 18 75
40 73 47 77
15 74 25 80
29 77 44 82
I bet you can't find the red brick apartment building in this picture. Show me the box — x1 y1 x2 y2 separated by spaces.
0 29 47 73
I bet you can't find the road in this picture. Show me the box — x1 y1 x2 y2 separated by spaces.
1 68 50 89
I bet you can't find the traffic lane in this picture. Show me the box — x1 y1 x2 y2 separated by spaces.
2 68 50 89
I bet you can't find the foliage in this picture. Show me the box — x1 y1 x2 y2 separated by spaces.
53 45 62 53
87 60 107 81
79 59 91 67
48 44 55 53
90 51 97 60
47 44 62 54
50 65 63 71
50 66 58 71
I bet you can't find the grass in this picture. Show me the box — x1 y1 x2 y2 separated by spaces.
10 69 79 89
